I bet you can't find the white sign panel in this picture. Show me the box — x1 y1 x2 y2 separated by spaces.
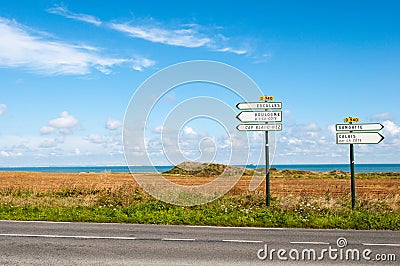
336 132 384 144
236 124 282 131
236 102 282 110
236 111 282 122
335 123 384 132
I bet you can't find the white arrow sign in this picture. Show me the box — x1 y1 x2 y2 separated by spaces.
237 124 282 131
336 132 384 144
236 102 282 110
236 111 282 122
336 123 384 132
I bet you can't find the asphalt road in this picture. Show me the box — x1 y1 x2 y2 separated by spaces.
0 220 398 265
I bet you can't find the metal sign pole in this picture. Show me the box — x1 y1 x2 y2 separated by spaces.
265 130 270 206
349 119 356 209
265 100 270 206
350 142 355 209
347 118 356 209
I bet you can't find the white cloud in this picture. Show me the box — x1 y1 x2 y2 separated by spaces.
0 104 6 115
46 6 251 56
109 22 211 48
86 134 108 144
182 126 197 136
372 112 391 120
47 6 102 26
110 22 250 55
1 151 10 157
132 57 156 71
382 120 400 136
217 46 248 55
327 124 336 135
153 125 166 133
288 137 302 145
106 118 123 131
0 150 22 157
40 126 55 135
74 148 81 155
0 17 149 75
39 136 64 148
49 111 78 130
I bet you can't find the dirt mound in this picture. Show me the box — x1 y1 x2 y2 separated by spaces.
163 161 254 177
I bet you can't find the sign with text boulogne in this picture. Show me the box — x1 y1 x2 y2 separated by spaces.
236 111 282 122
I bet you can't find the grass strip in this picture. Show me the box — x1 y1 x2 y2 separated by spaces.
0 187 399 230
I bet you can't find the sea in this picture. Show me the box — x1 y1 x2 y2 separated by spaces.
0 164 399 173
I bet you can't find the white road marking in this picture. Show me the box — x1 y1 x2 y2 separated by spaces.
290 241 329 245
161 238 196 241
0 233 136 240
1 220 71 224
362 243 400 247
184 225 284 230
222 239 263 243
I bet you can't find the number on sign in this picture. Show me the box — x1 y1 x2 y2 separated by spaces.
344 117 360 123
259 96 274 101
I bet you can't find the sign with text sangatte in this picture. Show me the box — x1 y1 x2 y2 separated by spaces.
236 123 282 131
236 111 282 122
335 123 384 132
336 132 384 144
236 102 282 110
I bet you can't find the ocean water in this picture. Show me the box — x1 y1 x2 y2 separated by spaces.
0 164 399 173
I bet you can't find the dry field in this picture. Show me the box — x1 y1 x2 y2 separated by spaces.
0 170 399 200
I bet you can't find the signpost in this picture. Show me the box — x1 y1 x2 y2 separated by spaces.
236 96 282 206
335 118 384 209
236 111 282 122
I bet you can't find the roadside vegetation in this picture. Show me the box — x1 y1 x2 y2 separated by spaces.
0 162 399 229
0 182 399 230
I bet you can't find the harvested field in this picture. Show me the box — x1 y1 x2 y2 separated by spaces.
0 170 398 200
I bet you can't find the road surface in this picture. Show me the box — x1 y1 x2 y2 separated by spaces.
0 220 398 265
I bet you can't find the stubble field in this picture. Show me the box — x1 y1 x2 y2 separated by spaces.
0 170 398 199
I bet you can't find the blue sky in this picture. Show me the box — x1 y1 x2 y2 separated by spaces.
0 0 399 166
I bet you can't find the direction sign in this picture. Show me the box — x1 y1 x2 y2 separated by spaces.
236 111 282 122
336 132 384 144
236 102 282 110
236 123 282 131
336 123 384 132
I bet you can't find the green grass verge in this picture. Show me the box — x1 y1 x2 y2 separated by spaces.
0 187 399 230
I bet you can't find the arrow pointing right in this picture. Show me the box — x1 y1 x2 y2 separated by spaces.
336 132 384 144
335 123 384 132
